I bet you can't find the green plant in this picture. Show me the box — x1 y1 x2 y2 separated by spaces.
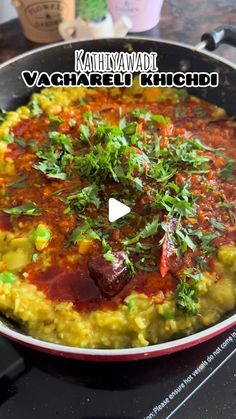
76 0 108 22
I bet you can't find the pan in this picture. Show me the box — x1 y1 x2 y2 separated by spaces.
0 25 235 361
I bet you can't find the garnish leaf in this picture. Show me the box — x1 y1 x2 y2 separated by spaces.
200 232 220 254
29 97 42 117
15 137 37 148
0 108 7 123
210 218 225 231
123 217 159 246
131 109 170 125
33 147 72 180
175 279 198 315
2 134 13 144
103 251 117 263
124 254 135 276
49 114 64 130
151 114 171 125
66 184 100 212
48 131 73 154
220 160 235 181
9 174 28 189
3 201 41 217
80 124 90 143
67 220 100 246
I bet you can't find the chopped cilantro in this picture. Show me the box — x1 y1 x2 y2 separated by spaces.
131 109 170 125
80 124 90 143
103 251 117 263
195 255 207 270
9 174 28 189
216 200 234 210
69 119 76 127
3 201 41 217
151 114 171 125
83 110 100 125
175 226 196 253
15 137 37 148
0 108 7 123
182 268 201 282
33 147 72 180
65 184 100 212
123 121 138 137
133 177 143 191
220 160 235 181
174 104 187 118
160 221 199 257
135 258 157 272
49 114 64 130
131 109 151 121
29 97 42 117
200 232 220 254
210 218 225 231
149 161 177 183
75 136 143 187
119 117 126 129
79 96 92 106
124 254 135 276
2 134 13 144
154 183 197 217
175 279 199 315
139 218 160 239
102 238 112 254
67 220 100 246
123 217 159 246
150 136 210 176
48 131 73 154
15 137 26 147
216 196 235 223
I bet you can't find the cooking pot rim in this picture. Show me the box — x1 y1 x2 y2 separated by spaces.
0 36 235 72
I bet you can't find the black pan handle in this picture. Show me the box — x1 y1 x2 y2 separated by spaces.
201 25 236 51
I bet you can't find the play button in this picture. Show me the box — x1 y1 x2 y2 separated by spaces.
108 198 131 222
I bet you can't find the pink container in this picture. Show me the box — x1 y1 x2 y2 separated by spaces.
108 0 164 33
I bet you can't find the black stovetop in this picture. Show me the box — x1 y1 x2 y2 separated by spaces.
0 327 235 419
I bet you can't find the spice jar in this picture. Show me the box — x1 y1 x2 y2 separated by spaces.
12 0 75 43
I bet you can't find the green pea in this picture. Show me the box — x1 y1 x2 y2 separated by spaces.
2 134 13 144
33 223 51 251
127 298 137 312
0 271 17 284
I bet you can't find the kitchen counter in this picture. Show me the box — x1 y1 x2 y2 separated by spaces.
0 0 235 64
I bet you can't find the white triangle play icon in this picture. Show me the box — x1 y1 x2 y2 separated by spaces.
108 198 131 222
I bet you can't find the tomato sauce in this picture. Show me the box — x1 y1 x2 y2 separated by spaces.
0 213 12 231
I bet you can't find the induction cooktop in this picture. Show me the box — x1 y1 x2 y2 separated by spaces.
0 327 235 419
